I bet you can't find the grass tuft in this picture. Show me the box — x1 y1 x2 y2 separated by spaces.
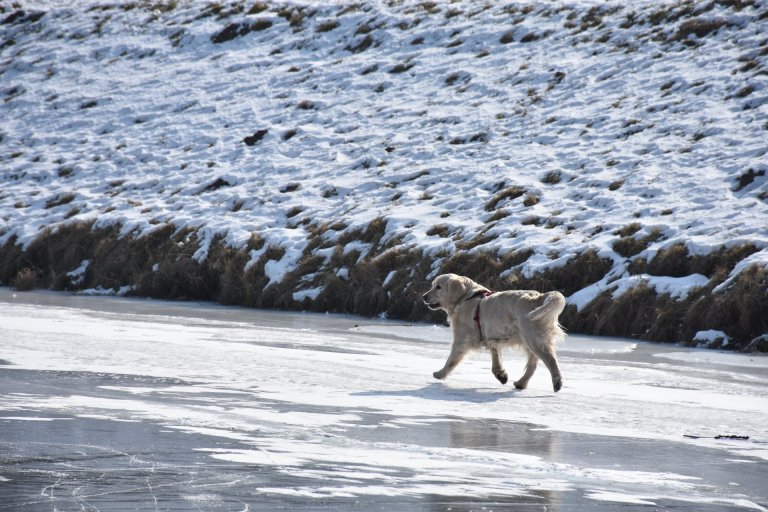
389 61 415 74
12 268 39 291
316 19 339 33
672 18 728 41
243 129 268 145
733 168 765 191
211 19 272 44
541 171 561 184
45 192 76 209
346 34 373 53
485 186 525 211
612 223 664 258
296 99 317 110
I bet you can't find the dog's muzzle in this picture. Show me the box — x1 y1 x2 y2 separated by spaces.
422 292 440 310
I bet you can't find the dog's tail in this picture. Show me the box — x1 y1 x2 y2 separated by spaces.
528 291 566 323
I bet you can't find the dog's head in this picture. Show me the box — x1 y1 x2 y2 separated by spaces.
422 274 488 312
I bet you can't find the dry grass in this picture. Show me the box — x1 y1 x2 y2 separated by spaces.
614 222 642 237
23 220 97 290
205 239 249 305
628 242 758 278
568 283 658 338
486 209 510 223
438 250 533 297
733 168 765 191
648 245 698 278
243 244 283 291
316 19 339 33
211 19 273 44
499 30 516 44
346 34 373 53
672 18 728 41
485 186 525 211
45 192 76 209
389 61 415 74
691 244 759 278
613 227 664 258
15 221 217 298
0 215 765 351
683 265 768 350
311 244 432 321
0 236 25 286
515 249 612 297
565 243 766 350
541 171 561 184
12 268 39 291
426 224 451 237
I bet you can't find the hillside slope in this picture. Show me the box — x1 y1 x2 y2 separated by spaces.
1 1 767 349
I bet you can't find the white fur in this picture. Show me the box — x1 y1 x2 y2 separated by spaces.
423 273 566 392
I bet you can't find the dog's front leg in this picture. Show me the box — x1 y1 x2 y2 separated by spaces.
491 348 508 384
433 343 469 380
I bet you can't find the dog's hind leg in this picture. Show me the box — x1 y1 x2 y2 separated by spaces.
433 344 469 380
513 349 538 390
491 348 508 384
529 343 562 392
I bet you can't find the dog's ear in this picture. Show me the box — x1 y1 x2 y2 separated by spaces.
453 275 469 295
439 275 464 304
461 276 489 300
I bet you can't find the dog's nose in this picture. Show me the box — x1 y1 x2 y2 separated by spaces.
422 292 429 301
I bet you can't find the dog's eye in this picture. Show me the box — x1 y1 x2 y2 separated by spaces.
435 285 441 290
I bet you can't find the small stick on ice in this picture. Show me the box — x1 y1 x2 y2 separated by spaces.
683 434 750 440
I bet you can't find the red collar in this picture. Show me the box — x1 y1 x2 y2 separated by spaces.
469 290 494 301
471 290 495 340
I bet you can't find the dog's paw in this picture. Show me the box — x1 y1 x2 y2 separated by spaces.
433 371 445 380
494 370 508 385
513 380 527 390
553 377 563 392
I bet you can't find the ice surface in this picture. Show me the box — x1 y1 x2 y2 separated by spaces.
1 289 766 510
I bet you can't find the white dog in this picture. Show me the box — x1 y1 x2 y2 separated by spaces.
423 273 566 392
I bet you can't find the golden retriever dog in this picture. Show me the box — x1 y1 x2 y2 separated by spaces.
423 273 566 392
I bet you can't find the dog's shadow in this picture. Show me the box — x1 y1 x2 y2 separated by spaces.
353 382 553 404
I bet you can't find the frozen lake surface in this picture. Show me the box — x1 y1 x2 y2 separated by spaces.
1 289 767 511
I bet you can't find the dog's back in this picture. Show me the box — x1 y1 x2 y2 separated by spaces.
477 290 564 346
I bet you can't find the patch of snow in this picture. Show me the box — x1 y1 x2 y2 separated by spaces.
382 270 397 288
77 285 134 296
65 259 89 286
585 490 657 506
611 274 709 300
293 287 322 302
568 273 709 310
264 251 300 287
694 329 731 347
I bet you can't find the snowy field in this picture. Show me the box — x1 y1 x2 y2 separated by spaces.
1 289 767 511
1 1 767 340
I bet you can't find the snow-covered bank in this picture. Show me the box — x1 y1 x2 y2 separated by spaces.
1 290 767 510
1 1 767 347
